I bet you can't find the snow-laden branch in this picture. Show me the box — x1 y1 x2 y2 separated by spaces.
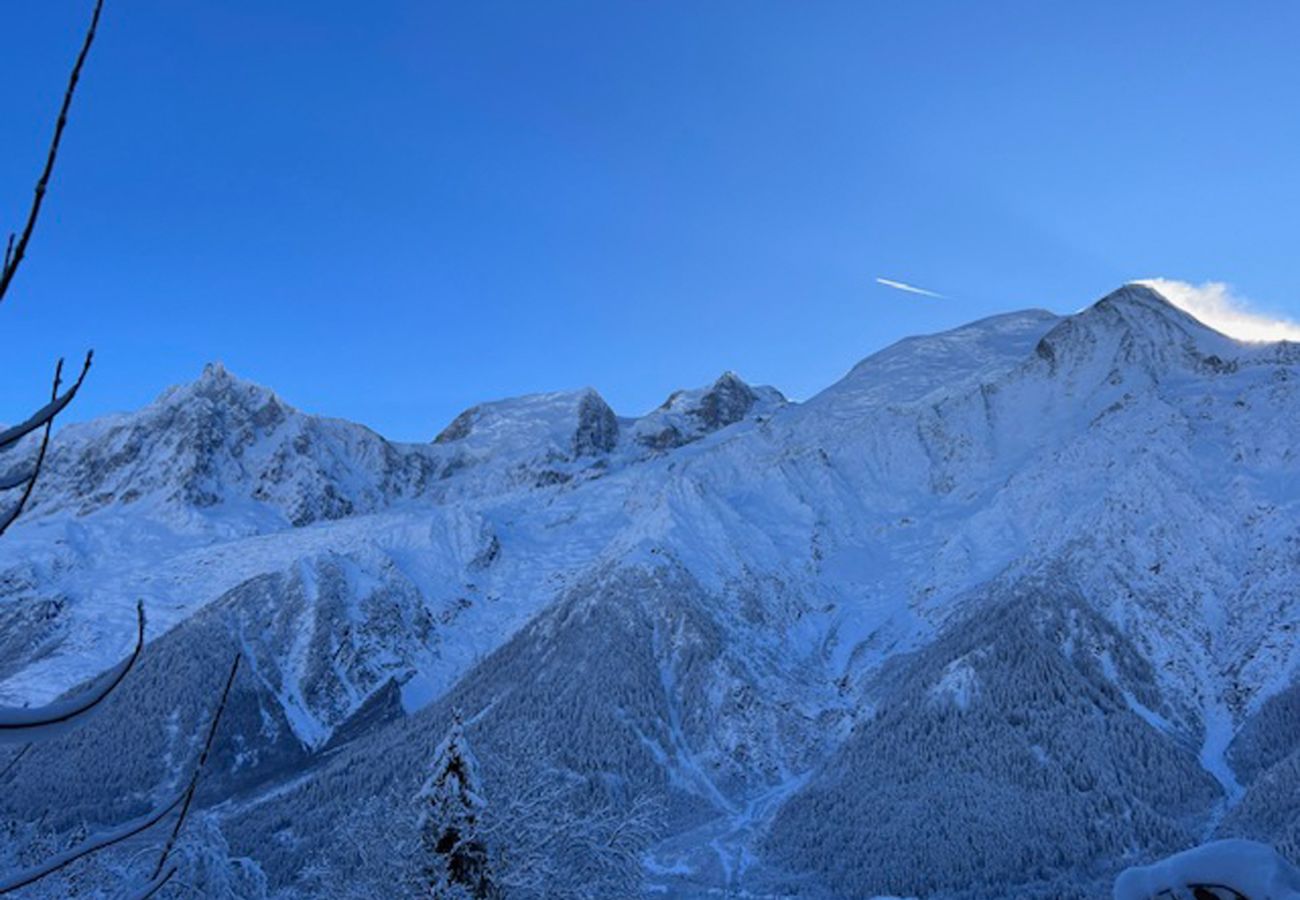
0 653 241 895
0 599 144 743
0 466 37 492
481 778 664 897
0 350 93 451
0 789 185 894
0 353 92 539
0 0 105 305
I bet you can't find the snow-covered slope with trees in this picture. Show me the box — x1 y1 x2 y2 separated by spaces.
2 283 1299 897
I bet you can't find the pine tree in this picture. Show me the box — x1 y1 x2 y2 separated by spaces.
416 713 497 899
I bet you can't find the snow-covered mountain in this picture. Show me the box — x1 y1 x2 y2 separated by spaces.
2 283 1299 898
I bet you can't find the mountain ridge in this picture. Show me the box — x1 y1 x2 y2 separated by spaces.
3 283 1300 898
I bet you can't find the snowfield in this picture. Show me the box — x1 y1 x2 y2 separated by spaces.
3 283 1300 897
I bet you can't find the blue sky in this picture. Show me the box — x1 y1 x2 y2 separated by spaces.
3 1 1300 440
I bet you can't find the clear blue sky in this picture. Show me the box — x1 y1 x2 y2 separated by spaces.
3 1 1299 440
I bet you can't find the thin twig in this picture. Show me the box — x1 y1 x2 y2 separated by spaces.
0 743 31 780
149 654 242 881
0 0 105 305
124 865 177 900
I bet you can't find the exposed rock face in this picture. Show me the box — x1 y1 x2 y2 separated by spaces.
433 407 477 444
694 371 758 431
572 390 619 457
633 372 785 451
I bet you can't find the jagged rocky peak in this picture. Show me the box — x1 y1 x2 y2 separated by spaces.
140 361 302 454
695 371 762 429
159 361 282 414
632 371 785 451
432 387 619 459
28 362 424 527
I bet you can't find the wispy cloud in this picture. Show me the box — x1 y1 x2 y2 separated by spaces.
1136 278 1300 343
875 277 945 299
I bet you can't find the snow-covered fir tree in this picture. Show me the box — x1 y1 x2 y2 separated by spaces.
415 713 497 899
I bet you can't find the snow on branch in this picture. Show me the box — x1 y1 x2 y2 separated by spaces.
0 653 241 895
0 350 93 452
0 466 37 492
0 788 186 894
0 599 144 743
0 352 93 539
0 0 105 306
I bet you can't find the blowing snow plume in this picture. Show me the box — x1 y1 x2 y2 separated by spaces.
1137 278 1300 342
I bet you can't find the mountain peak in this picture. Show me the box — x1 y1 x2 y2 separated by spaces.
1084 281 1221 336
1099 281 1177 311
1033 283 1236 380
157 361 280 411
697 371 760 429
632 371 783 451
200 360 233 383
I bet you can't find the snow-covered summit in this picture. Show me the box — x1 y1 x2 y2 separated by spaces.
803 308 1060 416
434 387 619 458
1031 282 1248 382
153 360 277 409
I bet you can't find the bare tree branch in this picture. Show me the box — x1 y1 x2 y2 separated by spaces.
0 599 144 742
123 865 177 900
149 653 242 882
0 0 105 306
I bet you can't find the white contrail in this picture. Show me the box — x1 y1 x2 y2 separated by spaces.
875 277 944 299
